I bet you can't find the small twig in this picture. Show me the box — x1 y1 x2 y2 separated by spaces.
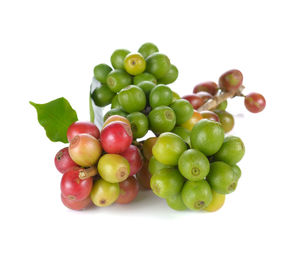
79 166 98 180
197 85 245 111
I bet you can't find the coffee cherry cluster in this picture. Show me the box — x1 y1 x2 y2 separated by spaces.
56 119 142 210
52 42 266 212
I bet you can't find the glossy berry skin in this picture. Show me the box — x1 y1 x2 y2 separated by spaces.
148 106 176 134
100 121 133 154
166 193 187 211
148 156 175 175
206 161 237 194
196 91 213 105
110 49 130 69
127 112 149 139
136 160 151 190
178 149 210 181
137 81 156 99
90 179 120 207
150 167 185 199
61 194 91 211
214 110 234 133
97 154 130 183
244 92 266 113
182 94 205 109
170 99 194 125
60 168 93 201
199 111 220 122
124 53 146 76
111 94 122 109
152 132 187 166
204 191 225 212
116 176 139 204
67 121 100 142
103 108 128 122
214 136 245 166
180 110 203 131
172 91 181 101
93 63 112 84
193 81 218 96
149 84 173 108
145 53 171 79
138 42 159 59
69 134 102 167
142 137 157 160
54 147 77 174
181 180 212 210
133 72 157 85
216 100 227 110
118 85 146 113
232 164 242 180
102 115 131 129
120 145 143 176
219 69 243 92
172 126 191 147
190 119 224 156
106 69 132 93
158 64 178 84
91 85 115 107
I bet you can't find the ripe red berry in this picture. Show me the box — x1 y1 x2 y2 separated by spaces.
60 168 93 201
67 121 100 142
116 176 139 204
244 92 266 113
182 94 205 109
219 69 243 92
196 91 213 104
120 145 143 176
100 121 133 154
54 147 77 174
61 194 92 210
193 81 218 96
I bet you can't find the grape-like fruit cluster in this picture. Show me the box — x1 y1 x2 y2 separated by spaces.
53 42 266 212
182 70 266 133
55 119 142 210
148 121 244 211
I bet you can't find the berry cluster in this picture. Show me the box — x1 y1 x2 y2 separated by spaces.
56 120 142 210
50 42 266 212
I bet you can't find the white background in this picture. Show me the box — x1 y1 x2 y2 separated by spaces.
1 0 299 252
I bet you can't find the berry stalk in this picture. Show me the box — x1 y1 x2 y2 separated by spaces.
79 166 98 180
197 85 245 112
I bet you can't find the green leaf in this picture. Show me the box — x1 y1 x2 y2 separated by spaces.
30 97 78 143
